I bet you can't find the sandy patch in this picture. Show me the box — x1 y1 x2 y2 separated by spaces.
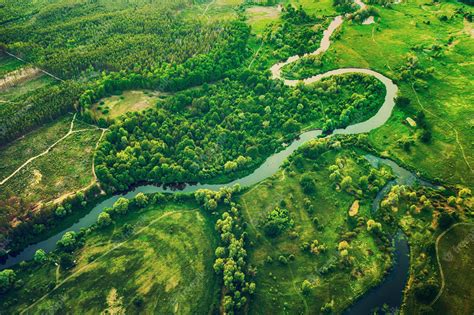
362 16 375 25
247 6 280 19
0 67 42 90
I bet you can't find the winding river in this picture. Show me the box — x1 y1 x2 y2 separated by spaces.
1 1 417 313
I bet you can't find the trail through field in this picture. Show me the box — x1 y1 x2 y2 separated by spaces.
0 114 103 186
411 84 472 173
19 210 189 314
430 222 474 307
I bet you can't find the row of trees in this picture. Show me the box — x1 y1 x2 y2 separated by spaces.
195 186 256 314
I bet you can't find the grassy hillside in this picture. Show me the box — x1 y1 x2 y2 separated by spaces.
238 143 394 313
1 201 220 314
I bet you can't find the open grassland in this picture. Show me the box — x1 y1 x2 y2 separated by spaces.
288 0 337 16
2 202 219 314
183 0 242 22
91 90 164 120
0 74 55 101
0 116 73 178
0 115 101 231
246 6 281 35
280 0 474 187
0 53 23 78
432 223 474 315
238 147 392 313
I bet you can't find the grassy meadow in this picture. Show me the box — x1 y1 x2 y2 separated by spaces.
91 90 165 120
237 147 393 313
1 201 220 314
0 115 101 232
433 223 474 315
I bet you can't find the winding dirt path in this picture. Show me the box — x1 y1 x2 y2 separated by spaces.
430 222 474 307
20 210 184 314
0 114 102 186
411 84 472 173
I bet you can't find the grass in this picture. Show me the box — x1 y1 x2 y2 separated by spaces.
0 53 23 78
91 90 164 120
246 6 281 35
0 74 55 101
237 147 392 313
0 74 56 101
288 0 337 16
182 0 242 22
279 0 474 187
0 115 101 231
2 201 220 314
0 116 73 179
433 223 474 315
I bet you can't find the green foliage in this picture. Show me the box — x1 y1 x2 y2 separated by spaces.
33 249 47 264
262 207 294 237
97 212 112 227
299 173 316 194
0 269 16 293
57 231 78 252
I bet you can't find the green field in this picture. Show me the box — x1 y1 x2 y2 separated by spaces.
0 74 55 101
0 53 23 78
0 115 102 232
0 0 473 313
433 223 474 315
246 6 281 35
238 144 393 313
91 90 165 120
1 201 219 314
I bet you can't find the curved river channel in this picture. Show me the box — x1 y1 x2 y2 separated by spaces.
1 1 424 313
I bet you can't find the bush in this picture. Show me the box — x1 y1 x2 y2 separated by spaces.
0 269 16 293
57 231 78 252
263 207 294 237
34 249 47 264
300 174 316 194
59 253 75 269
97 212 112 227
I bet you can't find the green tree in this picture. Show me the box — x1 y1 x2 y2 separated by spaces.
97 212 112 227
0 269 16 293
34 249 47 264
57 231 77 252
300 174 316 194
113 197 130 214
134 192 149 208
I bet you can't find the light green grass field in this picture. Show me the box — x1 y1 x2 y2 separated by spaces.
0 116 73 179
433 223 474 315
2 202 219 314
0 74 55 101
238 148 391 313
183 0 242 22
288 0 337 16
0 53 24 78
246 6 281 35
91 90 163 120
0 115 101 230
